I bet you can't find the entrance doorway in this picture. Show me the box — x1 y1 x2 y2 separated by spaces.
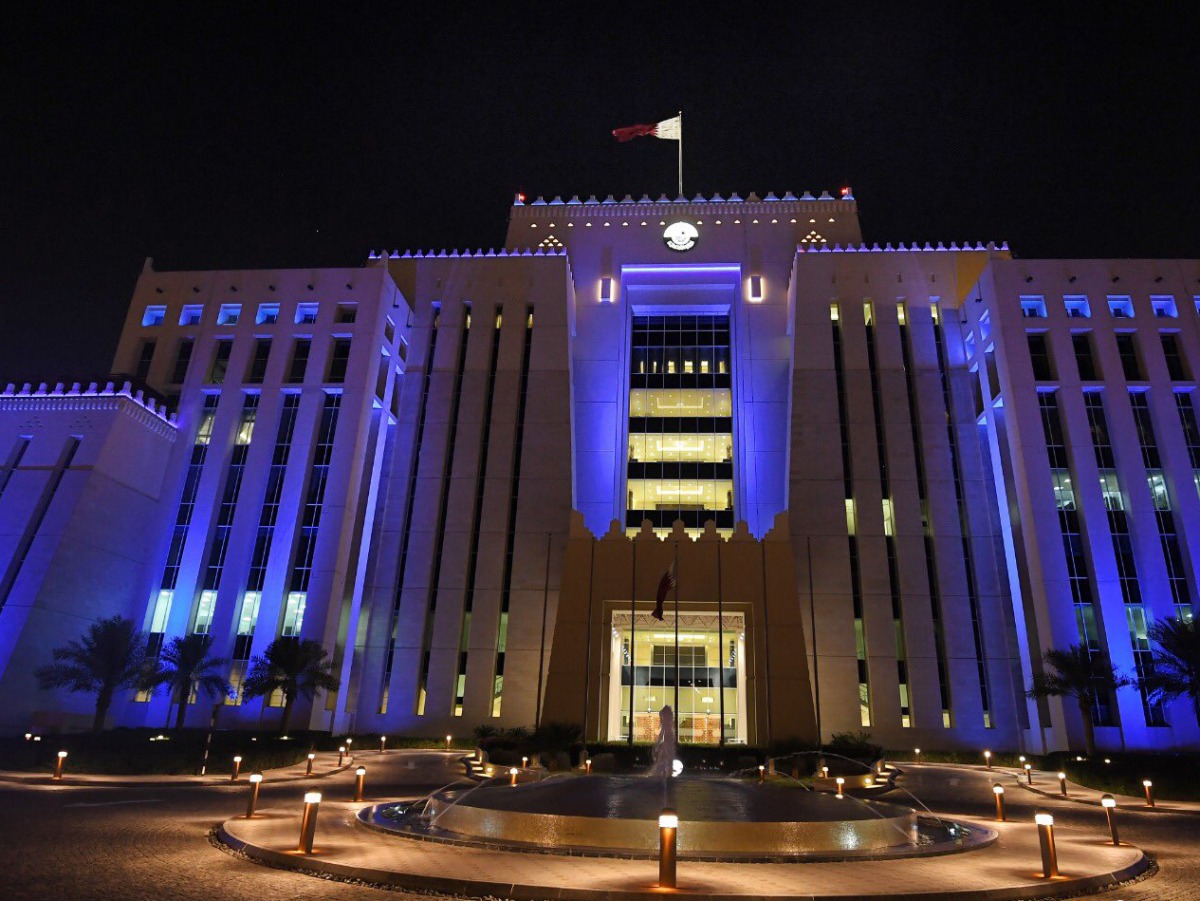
607 610 746 743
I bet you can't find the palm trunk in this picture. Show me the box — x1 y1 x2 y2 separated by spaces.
280 692 295 734
92 686 113 734
1078 697 1097 757
174 685 189 730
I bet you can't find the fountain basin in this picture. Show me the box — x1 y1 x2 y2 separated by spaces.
417 775 921 856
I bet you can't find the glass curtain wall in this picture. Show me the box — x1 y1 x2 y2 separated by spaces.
608 611 745 744
626 314 733 535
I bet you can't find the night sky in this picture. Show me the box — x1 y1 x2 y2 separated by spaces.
2 5 1197 383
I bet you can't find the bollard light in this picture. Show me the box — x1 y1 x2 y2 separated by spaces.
246 773 263 817
658 808 678 889
510 767 519 786
758 765 765 784
445 734 452 751
585 758 592 775
345 737 353 748
354 766 366 802
836 777 845 798
522 756 529 769
306 752 315 776
1143 779 1155 808
993 783 1006 821
380 735 386 753
984 749 992 769
33 735 41 742
1103 757 1110 765
338 746 346 766
914 747 921 764
1057 772 1067 797
821 765 829 778
231 755 243 782
24 733 31 741
298 792 321 854
1035 811 1058 878
54 750 68 780
1019 755 1026 765
1101 794 1119 845
1024 763 1033 785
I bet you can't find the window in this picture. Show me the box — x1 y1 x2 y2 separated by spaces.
142 305 167 327
295 303 319 325
1073 333 1099 380
247 338 271 383
1152 296 1178 319
171 339 194 384
1027 333 1054 381
1108 296 1135 319
193 590 217 635
1161 333 1188 381
1020 296 1047 318
281 592 306 637
327 338 351 383
208 341 233 384
335 303 357 324
134 340 156 381
179 304 203 326
256 303 280 325
287 339 310 383
1064 296 1091 319
1116 333 1142 380
217 304 241 325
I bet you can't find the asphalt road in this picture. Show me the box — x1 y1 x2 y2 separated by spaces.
0 753 1193 900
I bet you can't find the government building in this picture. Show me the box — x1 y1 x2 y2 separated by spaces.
1 188 1198 755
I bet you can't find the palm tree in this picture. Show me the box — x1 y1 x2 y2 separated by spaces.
1027 643 1132 756
34 616 149 733
144 634 233 730
1142 617 1200 719
241 638 340 733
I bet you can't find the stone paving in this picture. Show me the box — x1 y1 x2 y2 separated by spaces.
1 750 1193 901
219 764 1144 900
0 749 357 786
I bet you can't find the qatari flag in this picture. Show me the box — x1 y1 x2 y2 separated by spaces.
652 563 677 620
613 115 681 142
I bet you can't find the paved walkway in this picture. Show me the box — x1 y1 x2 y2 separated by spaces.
220 784 1145 899
909 761 1200 814
0 749 357 787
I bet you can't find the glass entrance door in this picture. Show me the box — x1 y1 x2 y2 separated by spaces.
608 611 746 743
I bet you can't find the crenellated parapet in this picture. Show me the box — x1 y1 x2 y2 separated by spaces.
513 190 854 205
367 246 569 260
0 380 178 437
799 240 1010 254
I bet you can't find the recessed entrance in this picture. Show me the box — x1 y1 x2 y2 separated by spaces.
607 611 747 744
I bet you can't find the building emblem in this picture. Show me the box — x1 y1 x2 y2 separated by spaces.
663 221 698 252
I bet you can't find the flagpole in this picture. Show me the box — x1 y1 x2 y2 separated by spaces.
677 110 683 197
628 538 636 746
673 540 680 740
716 535 725 747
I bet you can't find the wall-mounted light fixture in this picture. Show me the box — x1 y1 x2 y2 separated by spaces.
749 275 763 301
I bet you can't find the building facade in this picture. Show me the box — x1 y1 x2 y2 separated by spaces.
0 189 1197 753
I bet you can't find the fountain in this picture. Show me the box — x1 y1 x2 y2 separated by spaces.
365 709 991 860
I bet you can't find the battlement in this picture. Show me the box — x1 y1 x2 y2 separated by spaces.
367 247 569 260
513 189 854 205
0 380 177 429
800 240 1010 254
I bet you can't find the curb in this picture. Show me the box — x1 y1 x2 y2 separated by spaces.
214 819 1152 901
1005 773 1200 818
0 758 361 789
